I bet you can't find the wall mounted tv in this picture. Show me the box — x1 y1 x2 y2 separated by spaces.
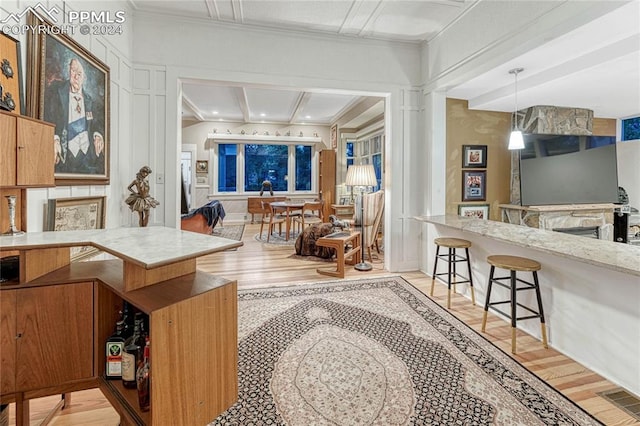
519 134 618 206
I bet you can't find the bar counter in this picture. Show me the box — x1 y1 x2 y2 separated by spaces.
414 215 640 397
414 215 640 276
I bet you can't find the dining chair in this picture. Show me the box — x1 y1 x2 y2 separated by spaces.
292 200 324 233
260 201 287 242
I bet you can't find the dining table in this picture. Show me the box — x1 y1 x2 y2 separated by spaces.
270 200 306 241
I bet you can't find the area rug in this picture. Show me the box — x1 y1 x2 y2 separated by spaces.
254 231 298 246
212 224 245 241
287 253 334 262
210 276 601 425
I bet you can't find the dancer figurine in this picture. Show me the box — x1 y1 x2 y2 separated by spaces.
125 166 159 227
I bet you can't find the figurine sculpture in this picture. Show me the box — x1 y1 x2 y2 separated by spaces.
259 180 274 196
125 166 159 227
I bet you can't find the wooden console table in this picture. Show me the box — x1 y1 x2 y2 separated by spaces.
0 227 242 425
315 231 361 278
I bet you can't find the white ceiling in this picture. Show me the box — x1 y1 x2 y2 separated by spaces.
131 0 640 125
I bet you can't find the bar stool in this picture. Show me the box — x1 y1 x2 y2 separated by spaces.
431 237 475 309
481 255 548 353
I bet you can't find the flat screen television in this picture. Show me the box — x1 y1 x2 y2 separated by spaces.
519 134 618 206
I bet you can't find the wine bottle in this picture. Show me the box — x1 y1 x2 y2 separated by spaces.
122 312 145 388
121 301 134 339
136 338 151 411
105 320 126 380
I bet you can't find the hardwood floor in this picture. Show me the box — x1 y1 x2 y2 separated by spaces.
8 223 638 425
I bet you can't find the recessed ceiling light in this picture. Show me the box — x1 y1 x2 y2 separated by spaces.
212 111 219 115
260 113 266 117
305 115 311 119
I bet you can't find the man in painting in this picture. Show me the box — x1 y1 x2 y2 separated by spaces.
46 57 105 175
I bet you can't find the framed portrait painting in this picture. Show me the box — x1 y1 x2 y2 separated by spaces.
462 145 487 168
0 33 24 114
27 12 110 185
458 204 489 220
462 170 487 201
45 196 106 261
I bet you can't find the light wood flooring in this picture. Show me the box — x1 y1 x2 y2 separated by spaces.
7 223 639 425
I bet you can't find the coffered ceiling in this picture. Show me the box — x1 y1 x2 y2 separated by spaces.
131 1 640 125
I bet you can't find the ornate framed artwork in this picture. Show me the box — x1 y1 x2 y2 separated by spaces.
330 124 338 149
196 160 209 173
27 12 110 185
458 204 489 220
45 196 106 261
0 33 24 114
462 170 487 201
462 145 487 168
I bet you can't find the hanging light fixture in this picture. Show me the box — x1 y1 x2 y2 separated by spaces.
508 67 525 150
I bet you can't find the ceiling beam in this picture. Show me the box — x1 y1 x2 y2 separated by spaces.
358 0 385 37
235 87 251 122
182 95 205 121
205 0 219 19
289 92 312 124
232 0 243 23
335 97 382 127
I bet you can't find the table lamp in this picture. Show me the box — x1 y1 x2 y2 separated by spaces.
345 164 377 271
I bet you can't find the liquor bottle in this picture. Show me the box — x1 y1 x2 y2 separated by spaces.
136 338 151 411
105 320 126 380
122 312 145 388
121 301 134 339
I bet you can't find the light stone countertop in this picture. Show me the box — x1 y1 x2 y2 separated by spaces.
414 215 640 277
0 226 243 269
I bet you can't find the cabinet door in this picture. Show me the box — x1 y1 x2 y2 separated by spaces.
15 282 94 392
16 117 55 186
0 290 17 395
0 113 17 186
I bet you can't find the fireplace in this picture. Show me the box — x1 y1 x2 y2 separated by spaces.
553 226 600 239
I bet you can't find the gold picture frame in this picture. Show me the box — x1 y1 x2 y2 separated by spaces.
27 12 110 185
196 160 209 173
45 196 106 261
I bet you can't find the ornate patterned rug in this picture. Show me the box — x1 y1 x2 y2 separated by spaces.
210 277 601 425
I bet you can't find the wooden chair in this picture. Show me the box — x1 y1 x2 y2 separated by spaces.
292 200 324 233
350 190 384 263
259 201 287 242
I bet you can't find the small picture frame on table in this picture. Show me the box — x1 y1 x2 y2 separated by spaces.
462 170 487 201
458 204 489 220
462 145 487 168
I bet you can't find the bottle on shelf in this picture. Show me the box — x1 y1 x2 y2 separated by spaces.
105 320 126 380
122 312 146 389
136 337 151 412
121 301 134 339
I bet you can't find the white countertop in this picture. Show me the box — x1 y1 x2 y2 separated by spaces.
0 227 242 269
414 215 640 277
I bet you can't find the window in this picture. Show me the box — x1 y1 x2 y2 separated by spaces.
217 144 237 192
622 116 640 141
347 133 383 191
214 142 314 194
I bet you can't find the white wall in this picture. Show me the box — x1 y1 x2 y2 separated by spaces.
617 140 640 208
3 0 134 230
131 13 424 271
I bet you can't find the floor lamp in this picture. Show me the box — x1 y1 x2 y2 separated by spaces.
345 164 377 271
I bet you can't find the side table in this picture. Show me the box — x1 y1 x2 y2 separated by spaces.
315 231 361 278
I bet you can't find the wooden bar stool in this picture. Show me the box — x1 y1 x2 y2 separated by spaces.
481 255 548 353
431 237 475 309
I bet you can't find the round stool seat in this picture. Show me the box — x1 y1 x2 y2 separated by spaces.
434 237 471 249
487 255 541 272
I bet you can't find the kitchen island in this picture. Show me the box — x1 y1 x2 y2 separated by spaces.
414 215 640 396
0 227 242 425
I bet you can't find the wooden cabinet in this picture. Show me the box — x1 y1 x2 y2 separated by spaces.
0 110 55 188
1 282 94 400
247 196 286 223
318 149 336 220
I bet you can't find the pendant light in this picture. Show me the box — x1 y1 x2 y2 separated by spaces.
508 67 525 150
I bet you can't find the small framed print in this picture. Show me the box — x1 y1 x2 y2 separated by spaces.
462 170 486 201
458 204 489 220
462 145 487 168
196 160 208 173
330 124 338 149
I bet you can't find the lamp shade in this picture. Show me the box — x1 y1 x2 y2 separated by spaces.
345 164 377 187
508 130 525 150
